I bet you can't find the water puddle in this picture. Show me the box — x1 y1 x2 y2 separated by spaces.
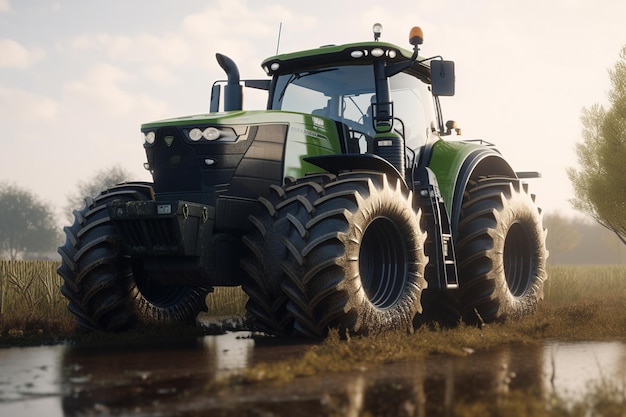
0 334 624 416
543 341 626 398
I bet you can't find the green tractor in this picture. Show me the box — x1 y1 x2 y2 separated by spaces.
58 24 548 337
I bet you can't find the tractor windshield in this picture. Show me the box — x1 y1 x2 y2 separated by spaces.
271 64 437 150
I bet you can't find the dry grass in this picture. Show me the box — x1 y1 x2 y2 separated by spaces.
1 262 624 345
206 286 248 316
0 260 75 342
544 265 626 305
0 260 67 318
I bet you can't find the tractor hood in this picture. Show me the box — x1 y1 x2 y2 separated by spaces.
140 109 344 204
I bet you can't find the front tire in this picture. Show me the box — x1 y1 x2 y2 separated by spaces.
57 183 209 331
281 172 427 338
455 177 548 323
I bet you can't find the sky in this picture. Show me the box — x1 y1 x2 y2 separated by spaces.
1 0 624 225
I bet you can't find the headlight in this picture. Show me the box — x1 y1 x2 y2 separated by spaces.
189 128 203 141
185 126 240 143
143 131 156 144
203 127 220 141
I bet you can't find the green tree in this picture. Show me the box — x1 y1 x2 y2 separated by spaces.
568 46 626 245
0 183 60 260
64 164 131 222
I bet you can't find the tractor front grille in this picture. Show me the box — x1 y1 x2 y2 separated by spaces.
109 200 214 257
114 216 181 254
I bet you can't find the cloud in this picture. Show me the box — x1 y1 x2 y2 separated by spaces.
0 0 10 13
180 1 316 63
58 0 318 98
141 66 179 86
64 63 169 119
93 33 192 66
0 39 45 69
0 85 60 123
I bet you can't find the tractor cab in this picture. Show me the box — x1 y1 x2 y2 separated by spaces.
212 24 455 158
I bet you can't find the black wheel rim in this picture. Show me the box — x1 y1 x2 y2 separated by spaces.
135 276 190 308
503 222 534 297
359 217 408 308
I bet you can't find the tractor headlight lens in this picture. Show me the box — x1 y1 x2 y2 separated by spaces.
189 128 203 141
371 48 384 57
186 126 239 142
203 127 220 140
144 131 156 144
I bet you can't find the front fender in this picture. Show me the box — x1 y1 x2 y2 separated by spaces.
304 153 407 188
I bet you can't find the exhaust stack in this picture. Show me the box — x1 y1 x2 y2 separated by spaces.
215 53 243 111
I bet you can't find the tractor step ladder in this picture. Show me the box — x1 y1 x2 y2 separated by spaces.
435 197 458 289
413 167 458 289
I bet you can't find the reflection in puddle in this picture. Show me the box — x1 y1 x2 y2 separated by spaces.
543 341 626 399
201 331 254 378
0 345 66 417
0 335 624 416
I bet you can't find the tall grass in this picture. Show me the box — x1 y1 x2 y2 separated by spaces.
544 265 626 305
206 286 248 316
0 260 68 319
0 262 624 340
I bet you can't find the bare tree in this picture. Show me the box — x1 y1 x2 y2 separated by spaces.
64 165 131 223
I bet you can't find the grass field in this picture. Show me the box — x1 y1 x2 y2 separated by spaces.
0 261 625 340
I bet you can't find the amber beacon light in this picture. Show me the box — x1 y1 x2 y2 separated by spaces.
409 26 424 46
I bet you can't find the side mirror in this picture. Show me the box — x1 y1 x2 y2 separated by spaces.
431 60 455 96
210 83 221 112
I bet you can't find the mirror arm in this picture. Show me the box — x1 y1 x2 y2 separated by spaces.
417 55 443 64
385 47 420 78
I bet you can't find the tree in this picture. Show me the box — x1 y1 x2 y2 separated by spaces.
568 46 626 245
0 183 61 260
64 164 132 222
543 213 581 263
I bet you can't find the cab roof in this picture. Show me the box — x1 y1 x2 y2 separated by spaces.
261 41 431 81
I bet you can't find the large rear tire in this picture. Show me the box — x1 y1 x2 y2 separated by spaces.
455 177 548 323
241 175 332 335
281 172 427 338
57 183 210 331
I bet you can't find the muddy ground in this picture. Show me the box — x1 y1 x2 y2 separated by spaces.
0 330 625 417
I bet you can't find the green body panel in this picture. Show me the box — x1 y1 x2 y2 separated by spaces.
141 110 343 180
426 139 497 214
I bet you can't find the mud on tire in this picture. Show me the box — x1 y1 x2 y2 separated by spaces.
240 174 333 335
455 177 548 324
280 172 428 338
57 183 210 331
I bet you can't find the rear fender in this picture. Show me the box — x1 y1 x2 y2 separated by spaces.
426 140 516 236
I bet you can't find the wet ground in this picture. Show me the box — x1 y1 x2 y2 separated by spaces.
0 333 625 417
